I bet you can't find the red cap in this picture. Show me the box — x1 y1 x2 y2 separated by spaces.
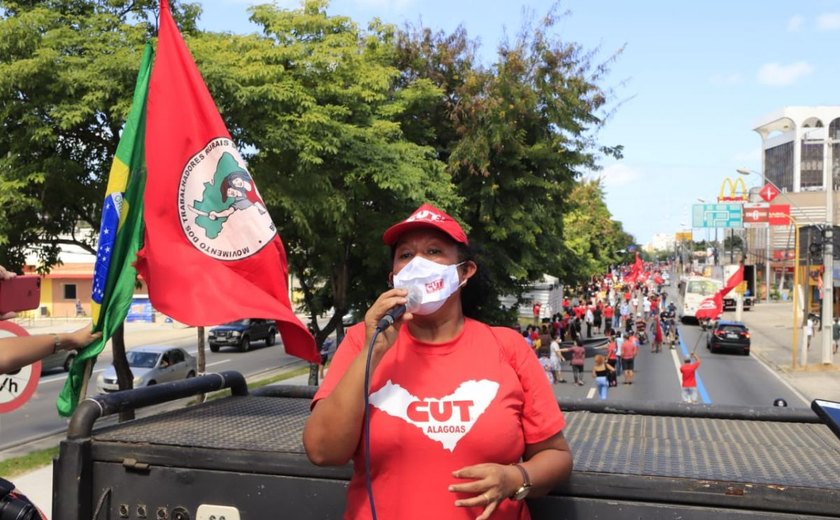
382 203 468 246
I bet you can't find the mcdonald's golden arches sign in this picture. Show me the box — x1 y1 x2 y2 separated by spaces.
718 177 748 202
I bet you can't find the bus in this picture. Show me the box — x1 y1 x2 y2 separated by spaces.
679 276 722 321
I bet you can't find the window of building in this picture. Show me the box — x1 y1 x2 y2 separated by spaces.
800 141 824 189
831 119 840 190
765 142 793 192
63 284 77 300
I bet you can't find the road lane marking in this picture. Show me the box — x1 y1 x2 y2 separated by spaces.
40 368 106 385
206 360 230 368
586 387 596 399
676 325 711 404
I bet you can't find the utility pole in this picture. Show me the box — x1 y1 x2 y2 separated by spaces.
822 138 834 365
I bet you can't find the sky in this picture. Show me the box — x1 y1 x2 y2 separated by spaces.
196 0 840 246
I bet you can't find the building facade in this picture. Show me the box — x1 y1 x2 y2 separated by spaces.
747 107 840 301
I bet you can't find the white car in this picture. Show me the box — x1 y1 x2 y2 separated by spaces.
97 345 197 393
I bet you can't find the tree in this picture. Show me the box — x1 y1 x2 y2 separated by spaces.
563 179 635 283
188 0 459 357
0 0 200 270
393 7 624 321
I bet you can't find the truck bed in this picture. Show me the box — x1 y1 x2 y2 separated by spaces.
53 373 840 520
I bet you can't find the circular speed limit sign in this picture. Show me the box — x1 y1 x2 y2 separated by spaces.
0 321 42 414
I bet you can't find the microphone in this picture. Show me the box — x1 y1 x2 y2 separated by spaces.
376 285 423 331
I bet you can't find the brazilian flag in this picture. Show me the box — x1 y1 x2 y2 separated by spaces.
57 44 153 417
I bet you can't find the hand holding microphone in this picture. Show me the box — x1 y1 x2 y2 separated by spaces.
376 285 423 331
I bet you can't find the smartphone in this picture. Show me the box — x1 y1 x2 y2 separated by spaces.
0 275 41 315
811 399 840 442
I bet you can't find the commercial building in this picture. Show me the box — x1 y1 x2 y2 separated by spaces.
744 106 840 305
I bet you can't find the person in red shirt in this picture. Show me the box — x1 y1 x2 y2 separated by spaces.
532 302 542 324
304 203 572 519
680 353 702 403
621 332 638 384
603 304 614 333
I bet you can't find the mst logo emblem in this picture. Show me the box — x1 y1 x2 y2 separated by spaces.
178 138 276 261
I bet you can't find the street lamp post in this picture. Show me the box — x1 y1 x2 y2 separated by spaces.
799 130 834 366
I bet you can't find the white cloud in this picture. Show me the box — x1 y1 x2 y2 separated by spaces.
598 163 641 188
817 12 840 30
710 73 742 86
757 61 813 86
787 15 805 32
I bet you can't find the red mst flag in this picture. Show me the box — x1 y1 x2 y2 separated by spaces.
723 264 744 295
135 0 318 363
695 264 744 321
694 292 722 321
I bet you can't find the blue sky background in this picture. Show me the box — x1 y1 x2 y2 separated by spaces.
197 0 840 246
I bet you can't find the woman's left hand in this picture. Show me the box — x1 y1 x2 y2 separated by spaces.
449 463 515 519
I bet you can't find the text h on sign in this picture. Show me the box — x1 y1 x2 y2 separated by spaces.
718 177 748 203
0 321 41 414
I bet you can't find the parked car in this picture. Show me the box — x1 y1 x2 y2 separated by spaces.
97 345 196 393
41 347 76 373
707 320 751 355
208 318 277 352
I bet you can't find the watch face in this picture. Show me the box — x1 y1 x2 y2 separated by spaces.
513 485 531 500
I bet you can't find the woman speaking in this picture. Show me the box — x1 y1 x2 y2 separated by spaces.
304 203 572 519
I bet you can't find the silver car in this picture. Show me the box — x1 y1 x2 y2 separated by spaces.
41 348 77 373
96 345 197 393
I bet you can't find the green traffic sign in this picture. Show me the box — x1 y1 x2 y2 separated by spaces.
692 203 743 228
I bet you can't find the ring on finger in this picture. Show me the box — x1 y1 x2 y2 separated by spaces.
483 493 490 505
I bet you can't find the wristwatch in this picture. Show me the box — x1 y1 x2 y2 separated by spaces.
509 463 532 501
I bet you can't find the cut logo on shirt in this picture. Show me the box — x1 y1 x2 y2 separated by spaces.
369 379 500 452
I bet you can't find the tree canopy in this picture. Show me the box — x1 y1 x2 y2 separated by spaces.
0 0 634 340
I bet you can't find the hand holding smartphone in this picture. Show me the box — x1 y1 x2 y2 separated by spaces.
0 275 42 316
811 399 840 442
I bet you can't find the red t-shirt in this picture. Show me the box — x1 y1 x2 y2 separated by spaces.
622 338 638 359
313 319 566 520
603 306 614 319
680 361 701 387
607 341 617 360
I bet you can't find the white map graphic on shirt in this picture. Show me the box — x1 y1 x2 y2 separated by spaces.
368 379 500 452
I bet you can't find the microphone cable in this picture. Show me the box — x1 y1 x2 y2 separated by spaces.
363 327 383 520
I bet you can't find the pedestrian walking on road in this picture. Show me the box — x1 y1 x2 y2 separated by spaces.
550 335 567 383
569 339 586 386
592 354 615 400
606 334 619 387
621 332 638 385
680 353 702 404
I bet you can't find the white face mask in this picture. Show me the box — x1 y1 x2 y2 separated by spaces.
393 256 465 315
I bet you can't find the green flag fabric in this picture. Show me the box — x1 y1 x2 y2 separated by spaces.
57 44 153 417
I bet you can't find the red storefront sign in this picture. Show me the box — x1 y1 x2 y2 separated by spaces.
768 204 790 225
743 203 769 227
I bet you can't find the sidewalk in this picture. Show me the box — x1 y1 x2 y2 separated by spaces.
734 300 840 403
